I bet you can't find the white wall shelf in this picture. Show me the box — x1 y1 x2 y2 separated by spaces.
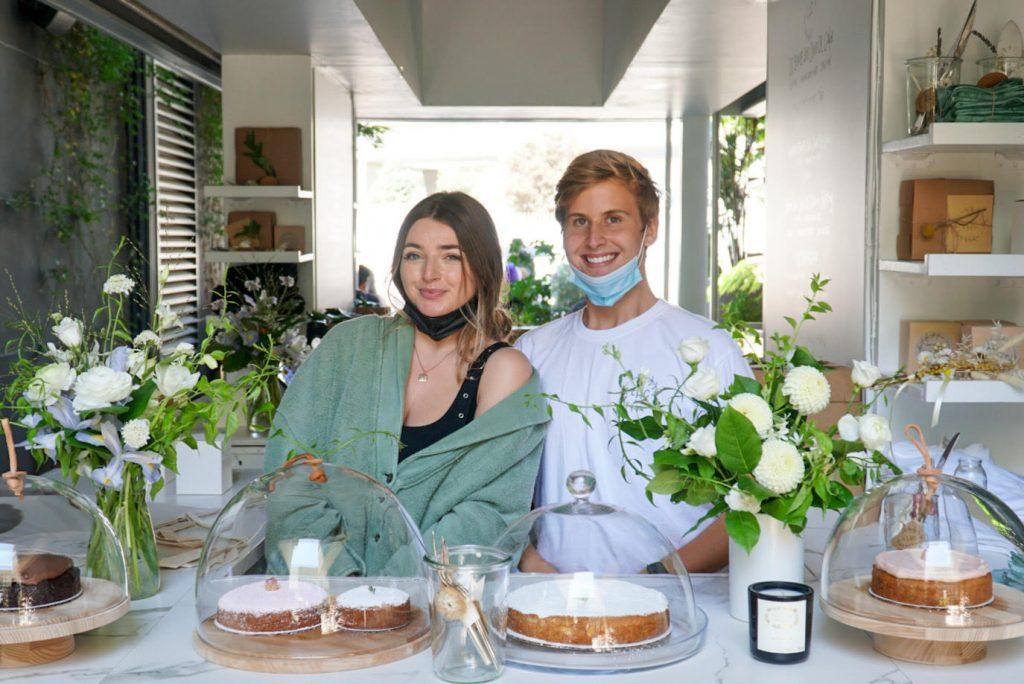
879 254 1024 277
203 185 313 200
882 123 1024 156
204 250 315 264
915 379 1024 404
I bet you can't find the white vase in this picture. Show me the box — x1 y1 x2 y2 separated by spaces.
728 513 805 621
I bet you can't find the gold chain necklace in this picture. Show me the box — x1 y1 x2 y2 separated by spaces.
413 344 457 383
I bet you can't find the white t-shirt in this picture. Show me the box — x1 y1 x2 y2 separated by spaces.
516 300 752 572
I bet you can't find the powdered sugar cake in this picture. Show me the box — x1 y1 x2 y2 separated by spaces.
334 585 412 631
871 547 993 608
215 578 327 634
507 577 670 649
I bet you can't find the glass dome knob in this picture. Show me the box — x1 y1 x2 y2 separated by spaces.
566 470 596 500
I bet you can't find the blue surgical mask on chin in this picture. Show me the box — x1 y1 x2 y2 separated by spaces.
569 226 648 308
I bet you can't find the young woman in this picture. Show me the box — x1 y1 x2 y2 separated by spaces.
263 192 547 571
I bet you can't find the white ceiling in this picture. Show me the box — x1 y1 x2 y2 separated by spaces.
139 0 766 119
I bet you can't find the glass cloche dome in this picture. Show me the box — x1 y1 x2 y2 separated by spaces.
821 472 1024 662
193 455 431 673
492 470 706 672
1 473 129 661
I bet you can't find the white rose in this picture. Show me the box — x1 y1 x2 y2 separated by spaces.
38 362 77 394
837 413 860 442
126 350 154 377
682 368 720 401
728 393 774 437
753 438 805 495
851 360 882 388
725 486 761 513
72 367 134 412
133 330 160 347
155 363 199 397
781 366 831 416
102 274 135 295
688 425 717 457
678 337 710 364
858 414 892 451
52 317 83 348
121 418 150 450
23 382 54 407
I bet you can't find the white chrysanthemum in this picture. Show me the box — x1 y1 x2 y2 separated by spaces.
727 393 773 437
121 418 150 450
103 274 135 295
725 486 760 513
781 366 830 415
688 425 717 458
753 438 804 495
134 330 160 347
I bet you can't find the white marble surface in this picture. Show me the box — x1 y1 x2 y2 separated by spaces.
5 472 1023 683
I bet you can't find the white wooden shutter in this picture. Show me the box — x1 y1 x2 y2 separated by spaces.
150 63 200 349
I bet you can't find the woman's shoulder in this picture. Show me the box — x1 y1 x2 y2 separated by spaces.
475 346 534 415
319 313 400 347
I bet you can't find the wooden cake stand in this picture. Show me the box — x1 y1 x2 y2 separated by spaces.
822 577 1024 665
0 577 130 668
193 607 430 673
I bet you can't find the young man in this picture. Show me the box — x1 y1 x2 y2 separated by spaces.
515 150 751 573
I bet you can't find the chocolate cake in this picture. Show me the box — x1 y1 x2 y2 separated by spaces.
0 553 82 609
507 577 670 649
215 578 327 635
335 585 411 631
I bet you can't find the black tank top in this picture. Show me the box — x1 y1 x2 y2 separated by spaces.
399 342 509 462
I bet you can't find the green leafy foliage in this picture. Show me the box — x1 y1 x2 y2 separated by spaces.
504 239 583 325
725 510 760 553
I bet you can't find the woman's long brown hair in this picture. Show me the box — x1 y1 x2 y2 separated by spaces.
390 192 512 371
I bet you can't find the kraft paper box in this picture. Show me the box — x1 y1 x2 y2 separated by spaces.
901 320 963 372
965 324 1024 366
235 127 302 186
273 225 306 251
898 178 994 260
226 211 275 250
942 194 993 254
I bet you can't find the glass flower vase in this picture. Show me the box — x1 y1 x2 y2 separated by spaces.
89 465 160 599
246 377 284 439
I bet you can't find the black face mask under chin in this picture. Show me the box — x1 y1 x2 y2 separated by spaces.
403 300 474 341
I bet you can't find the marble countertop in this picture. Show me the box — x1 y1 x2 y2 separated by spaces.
5 471 1023 683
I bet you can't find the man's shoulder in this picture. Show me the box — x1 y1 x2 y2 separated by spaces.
514 311 580 351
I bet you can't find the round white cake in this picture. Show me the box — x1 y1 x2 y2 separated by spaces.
506 577 670 648
335 584 412 631
215 578 327 634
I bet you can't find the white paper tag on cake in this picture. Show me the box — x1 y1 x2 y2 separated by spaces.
757 598 806 654
924 541 953 568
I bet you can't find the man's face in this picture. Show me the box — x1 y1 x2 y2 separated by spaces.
562 180 657 278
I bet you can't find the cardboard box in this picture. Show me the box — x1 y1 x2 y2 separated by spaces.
235 127 302 186
898 179 994 260
965 323 1024 365
227 211 275 250
273 225 306 251
901 320 963 372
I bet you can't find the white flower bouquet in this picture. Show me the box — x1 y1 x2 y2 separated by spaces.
564 275 900 552
3 261 252 597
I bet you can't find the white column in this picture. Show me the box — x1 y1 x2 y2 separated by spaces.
679 114 713 317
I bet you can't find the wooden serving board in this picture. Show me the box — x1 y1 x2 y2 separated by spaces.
822 577 1024 665
0 578 129 645
193 607 430 673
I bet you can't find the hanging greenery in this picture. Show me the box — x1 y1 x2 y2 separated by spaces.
9 23 146 288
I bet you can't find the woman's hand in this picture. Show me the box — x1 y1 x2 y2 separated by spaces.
518 543 558 573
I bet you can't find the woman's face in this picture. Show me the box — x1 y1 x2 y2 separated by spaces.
400 218 476 317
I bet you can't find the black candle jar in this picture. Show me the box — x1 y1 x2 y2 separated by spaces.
748 581 813 664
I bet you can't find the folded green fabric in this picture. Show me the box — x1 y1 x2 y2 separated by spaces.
938 77 1024 122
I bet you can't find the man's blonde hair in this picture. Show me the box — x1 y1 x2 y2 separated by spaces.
554 149 660 227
